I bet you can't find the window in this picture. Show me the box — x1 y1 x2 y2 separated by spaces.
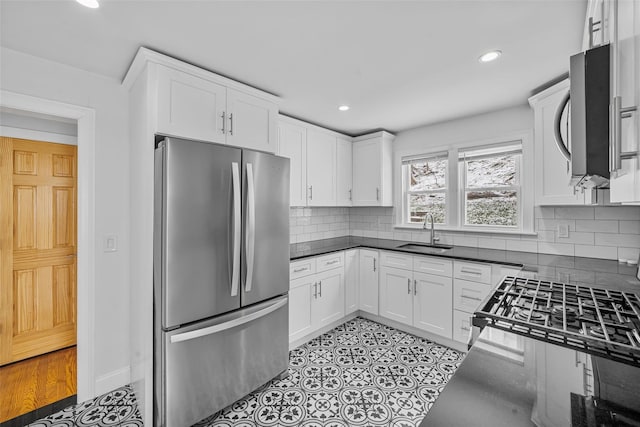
459 143 522 228
402 153 448 224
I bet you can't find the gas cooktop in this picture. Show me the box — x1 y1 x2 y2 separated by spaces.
473 276 640 367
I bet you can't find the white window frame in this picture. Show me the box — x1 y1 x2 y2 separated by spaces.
402 152 449 225
395 131 534 234
459 144 523 231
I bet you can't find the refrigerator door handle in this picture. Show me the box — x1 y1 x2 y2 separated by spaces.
169 297 287 344
245 163 256 292
231 162 241 297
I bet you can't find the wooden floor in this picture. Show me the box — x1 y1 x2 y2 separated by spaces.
0 346 76 422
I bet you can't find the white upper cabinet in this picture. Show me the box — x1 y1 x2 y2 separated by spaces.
226 88 278 153
277 120 307 207
352 131 394 206
608 0 640 203
157 66 227 144
528 80 586 206
336 136 353 206
307 129 337 206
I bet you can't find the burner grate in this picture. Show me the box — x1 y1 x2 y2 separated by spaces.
473 276 640 367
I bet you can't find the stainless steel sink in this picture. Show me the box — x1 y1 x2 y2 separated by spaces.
397 243 453 254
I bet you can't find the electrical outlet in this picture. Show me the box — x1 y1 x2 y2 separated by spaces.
557 224 569 238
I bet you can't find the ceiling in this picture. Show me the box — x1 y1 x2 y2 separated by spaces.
0 0 586 136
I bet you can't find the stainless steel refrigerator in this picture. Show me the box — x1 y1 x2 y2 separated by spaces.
153 137 290 427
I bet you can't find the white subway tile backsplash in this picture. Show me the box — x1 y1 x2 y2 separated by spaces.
574 245 618 260
595 206 640 220
555 207 594 220
575 220 619 233
291 206 640 261
619 220 640 234
538 242 575 256
556 231 594 245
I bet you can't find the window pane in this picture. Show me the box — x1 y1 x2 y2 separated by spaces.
466 155 518 188
465 190 517 226
408 193 445 224
409 159 447 191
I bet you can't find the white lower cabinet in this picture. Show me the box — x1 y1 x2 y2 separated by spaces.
288 254 345 343
413 272 453 339
379 252 453 339
344 249 359 315
379 266 413 326
453 309 473 344
358 249 379 315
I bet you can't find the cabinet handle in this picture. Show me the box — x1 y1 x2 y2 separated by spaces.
309 185 313 200
407 278 411 294
319 280 322 297
349 189 352 201
414 279 417 295
229 113 234 136
313 282 318 299
461 294 482 302
587 16 602 49
373 258 376 272
326 259 339 265
611 96 639 172
293 267 308 273
461 326 470 332
221 111 226 134
376 187 379 201
460 268 482 275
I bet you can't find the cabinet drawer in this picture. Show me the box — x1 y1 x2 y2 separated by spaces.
380 251 413 270
290 258 317 280
316 252 345 273
453 278 492 313
453 309 473 344
413 256 452 277
454 261 492 284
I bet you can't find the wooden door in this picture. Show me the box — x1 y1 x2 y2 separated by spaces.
288 276 314 343
0 137 77 365
336 136 353 206
312 269 344 328
413 272 452 339
306 129 336 206
358 249 379 315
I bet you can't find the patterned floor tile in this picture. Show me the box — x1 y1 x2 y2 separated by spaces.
27 317 464 427
200 316 465 427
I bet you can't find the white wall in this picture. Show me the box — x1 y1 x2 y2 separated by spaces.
0 47 131 393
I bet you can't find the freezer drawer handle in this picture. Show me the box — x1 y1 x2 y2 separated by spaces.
169 297 287 344
230 162 241 297
245 163 256 293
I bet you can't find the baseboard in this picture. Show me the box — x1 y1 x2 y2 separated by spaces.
288 310 467 354
95 366 131 396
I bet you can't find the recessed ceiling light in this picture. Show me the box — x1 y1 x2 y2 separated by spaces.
338 105 350 111
479 50 502 63
76 0 99 8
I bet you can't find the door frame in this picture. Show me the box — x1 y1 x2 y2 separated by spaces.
0 90 96 402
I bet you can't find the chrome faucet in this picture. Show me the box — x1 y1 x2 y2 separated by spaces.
423 213 440 245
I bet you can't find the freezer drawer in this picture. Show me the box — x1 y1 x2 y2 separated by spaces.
156 295 289 427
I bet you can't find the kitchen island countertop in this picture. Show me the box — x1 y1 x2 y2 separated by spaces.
290 236 640 292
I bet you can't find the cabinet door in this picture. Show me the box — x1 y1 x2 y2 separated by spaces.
453 279 491 313
289 277 314 343
358 249 379 315
352 139 381 206
278 121 307 206
610 0 640 203
379 267 413 326
413 272 452 339
226 89 278 153
453 309 473 344
336 136 353 206
345 250 359 315
313 269 344 328
306 129 336 206
531 82 585 205
157 66 227 144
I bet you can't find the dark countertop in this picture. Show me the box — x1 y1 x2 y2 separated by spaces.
419 326 640 427
290 236 640 292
